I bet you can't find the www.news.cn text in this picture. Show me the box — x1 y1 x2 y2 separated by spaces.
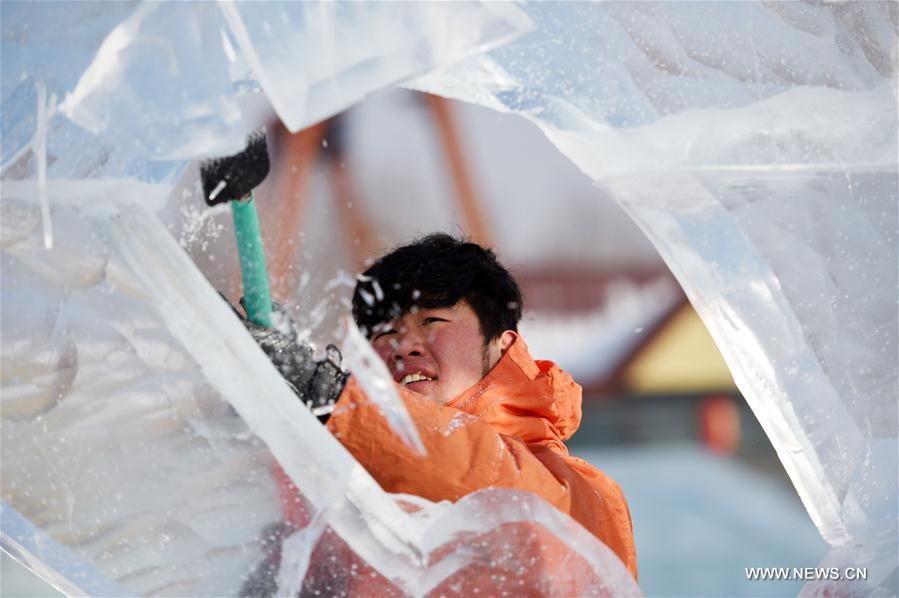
745 567 867 581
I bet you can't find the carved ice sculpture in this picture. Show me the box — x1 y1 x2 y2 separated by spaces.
2 1 896 596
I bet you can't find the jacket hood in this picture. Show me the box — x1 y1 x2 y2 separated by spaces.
446 335 583 453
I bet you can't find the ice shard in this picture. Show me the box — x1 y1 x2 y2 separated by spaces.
216 2 531 133
2 1 896 596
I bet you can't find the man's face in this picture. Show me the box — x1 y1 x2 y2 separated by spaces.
370 300 505 404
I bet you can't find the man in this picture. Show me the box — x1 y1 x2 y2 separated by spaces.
243 233 637 592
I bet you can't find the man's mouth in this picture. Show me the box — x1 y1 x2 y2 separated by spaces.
400 372 435 386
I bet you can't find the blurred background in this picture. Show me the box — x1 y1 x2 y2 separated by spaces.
3 89 828 597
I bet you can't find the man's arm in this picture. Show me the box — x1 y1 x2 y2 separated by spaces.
326 378 637 579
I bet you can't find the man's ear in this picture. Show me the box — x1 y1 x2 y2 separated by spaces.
499 330 517 354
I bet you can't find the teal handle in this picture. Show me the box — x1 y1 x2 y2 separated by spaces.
231 195 273 328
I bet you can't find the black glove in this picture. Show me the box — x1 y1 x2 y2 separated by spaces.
230 296 349 423
239 522 292 598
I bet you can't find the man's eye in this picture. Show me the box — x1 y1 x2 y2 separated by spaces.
373 329 396 341
423 317 447 325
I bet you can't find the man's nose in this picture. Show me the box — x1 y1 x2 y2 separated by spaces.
392 326 425 360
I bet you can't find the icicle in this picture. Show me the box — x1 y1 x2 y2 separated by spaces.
340 316 426 456
33 82 57 250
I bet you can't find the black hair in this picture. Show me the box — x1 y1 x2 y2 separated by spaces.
352 233 522 343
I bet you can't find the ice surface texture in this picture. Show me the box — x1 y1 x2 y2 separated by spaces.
2 2 530 181
2 3 639 596
2 1 896 596
1 184 639 595
1 187 282 595
411 2 897 594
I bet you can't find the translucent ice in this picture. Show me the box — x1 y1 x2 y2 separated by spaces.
2 189 282 595
1 181 639 595
60 2 247 161
411 2 897 593
2 1 531 183
3 1 896 596
340 317 426 456
2 3 636 594
218 2 532 132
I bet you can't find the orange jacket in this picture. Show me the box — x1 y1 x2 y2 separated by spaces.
327 336 637 580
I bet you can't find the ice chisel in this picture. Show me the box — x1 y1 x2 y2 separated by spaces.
200 129 274 328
